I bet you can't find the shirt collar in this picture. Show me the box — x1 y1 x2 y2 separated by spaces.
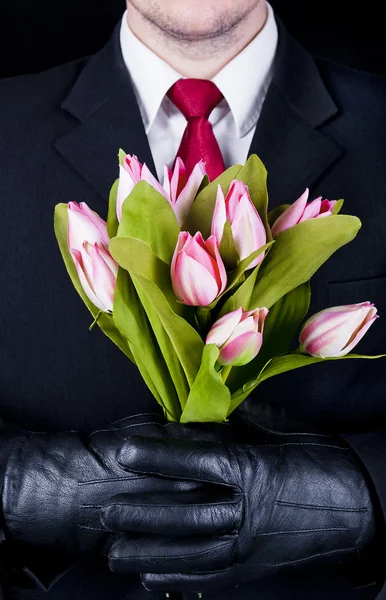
213 2 278 137
120 14 181 134
120 2 278 137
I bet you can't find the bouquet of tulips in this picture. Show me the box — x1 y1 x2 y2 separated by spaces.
54 152 383 423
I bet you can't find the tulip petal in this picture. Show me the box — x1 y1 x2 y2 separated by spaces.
232 192 267 266
320 199 336 215
225 181 249 223
300 303 378 358
78 203 110 245
141 164 168 199
90 244 116 312
172 252 219 306
173 161 206 226
206 308 243 347
205 235 227 294
116 166 137 222
211 186 227 244
171 231 190 279
219 332 262 366
299 197 322 222
271 188 309 237
185 233 219 279
123 154 142 181
68 202 109 250
170 157 187 201
70 248 107 312
336 310 378 356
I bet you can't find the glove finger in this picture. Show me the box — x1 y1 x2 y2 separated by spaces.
101 491 242 535
117 436 233 485
141 569 239 593
107 534 236 574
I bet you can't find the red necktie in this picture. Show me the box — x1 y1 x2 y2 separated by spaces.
167 79 226 182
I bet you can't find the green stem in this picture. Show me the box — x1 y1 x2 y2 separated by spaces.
221 365 232 384
89 310 103 331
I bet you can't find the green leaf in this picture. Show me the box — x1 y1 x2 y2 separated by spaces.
117 180 180 264
219 221 240 270
109 236 205 389
229 349 386 414
250 215 361 309
207 242 274 312
110 236 190 320
180 345 231 423
236 154 271 241
197 174 210 196
54 203 134 363
107 178 119 239
333 199 344 215
219 265 261 316
131 273 190 410
182 165 242 237
267 204 290 228
227 282 311 411
118 148 126 166
113 268 181 421
257 351 386 387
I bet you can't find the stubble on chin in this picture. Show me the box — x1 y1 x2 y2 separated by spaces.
127 0 261 57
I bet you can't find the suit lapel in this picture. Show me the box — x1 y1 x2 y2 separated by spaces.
54 25 156 202
249 22 344 208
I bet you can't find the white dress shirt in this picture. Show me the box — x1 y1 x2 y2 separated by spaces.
119 4 278 181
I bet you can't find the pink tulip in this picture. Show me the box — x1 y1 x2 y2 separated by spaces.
163 158 206 226
171 232 227 306
299 302 378 358
211 180 267 268
271 188 336 237
206 306 269 366
116 153 166 222
68 202 118 313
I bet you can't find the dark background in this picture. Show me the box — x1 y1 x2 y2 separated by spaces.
1 0 386 78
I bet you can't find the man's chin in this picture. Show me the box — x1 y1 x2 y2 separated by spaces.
127 0 261 42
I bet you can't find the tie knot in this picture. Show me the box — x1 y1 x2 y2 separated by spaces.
167 79 224 120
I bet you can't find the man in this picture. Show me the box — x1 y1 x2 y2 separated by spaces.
0 1 385 599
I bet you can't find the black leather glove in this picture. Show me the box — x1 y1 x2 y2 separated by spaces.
1 412 188 556
101 416 376 594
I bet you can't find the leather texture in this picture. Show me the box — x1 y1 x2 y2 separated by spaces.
101 416 376 593
1 413 195 555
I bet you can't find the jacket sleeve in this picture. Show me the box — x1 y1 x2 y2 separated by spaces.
0 418 76 594
340 429 386 595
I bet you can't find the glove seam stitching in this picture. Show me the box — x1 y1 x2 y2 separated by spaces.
276 500 368 512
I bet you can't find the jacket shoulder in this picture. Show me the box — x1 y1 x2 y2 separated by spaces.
317 58 386 119
0 57 88 119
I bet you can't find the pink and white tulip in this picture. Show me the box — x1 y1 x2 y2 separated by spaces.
271 188 336 237
116 153 166 222
211 180 267 268
299 302 378 358
171 232 227 306
163 158 206 226
206 306 269 366
68 202 118 313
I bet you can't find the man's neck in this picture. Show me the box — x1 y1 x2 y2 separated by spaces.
126 1 268 79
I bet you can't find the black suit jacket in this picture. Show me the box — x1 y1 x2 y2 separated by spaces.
0 19 386 600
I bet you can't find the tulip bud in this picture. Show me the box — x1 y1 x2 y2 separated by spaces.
68 202 118 312
163 158 206 226
271 188 336 237
299 302 378 358
116 153 166 222
171 232 227 306
211 180 267 269
206 306 269 366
